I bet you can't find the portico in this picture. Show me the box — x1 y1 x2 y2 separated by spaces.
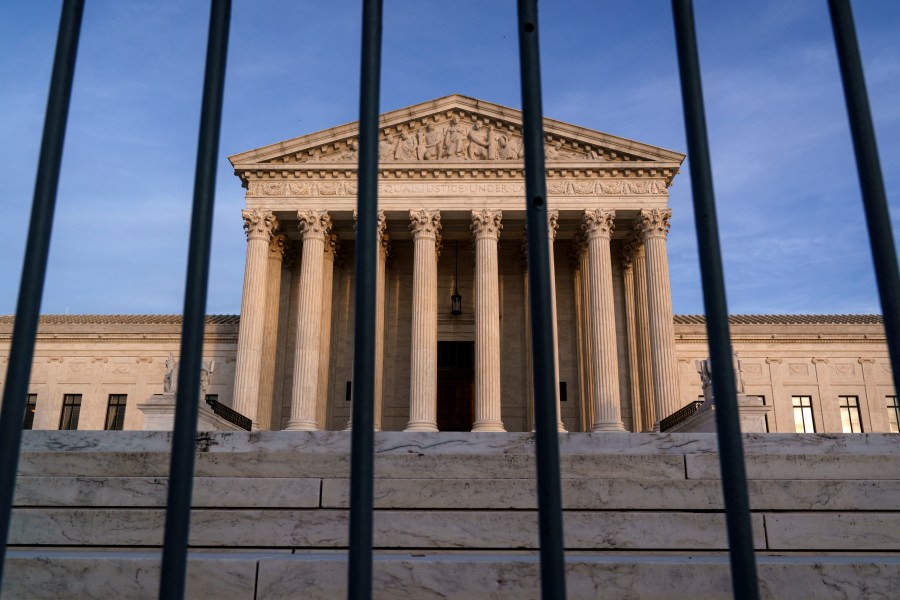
228 95 685 432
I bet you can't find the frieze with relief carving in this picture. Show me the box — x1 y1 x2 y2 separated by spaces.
249 179 668 198
272 111 638 165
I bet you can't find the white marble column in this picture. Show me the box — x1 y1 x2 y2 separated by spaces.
256 231 286 431
471 209 505 432
346 212 388 431
285 210 331 431
375 214 389 431
317 232 338 429
233 209 278 428
524 211 566 432
629 234 655 432
621 243 642 433
405 209 441 432
583 209 626 432
638 208 680 429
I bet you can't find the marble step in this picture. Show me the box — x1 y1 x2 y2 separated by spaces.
13 476 900 511
4 550 899 600
21 430 900 456
17 449 900 481
16 451 687 479
10 508 768 549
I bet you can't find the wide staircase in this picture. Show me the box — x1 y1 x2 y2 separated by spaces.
4 431 899 599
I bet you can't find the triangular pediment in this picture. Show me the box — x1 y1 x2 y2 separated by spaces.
228 94 684 168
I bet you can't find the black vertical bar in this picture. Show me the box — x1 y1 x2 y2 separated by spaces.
0 0 84 588
670 1 760 598
516 2 567 599
828 0 900 386
158 1 231 598
347 0 382 598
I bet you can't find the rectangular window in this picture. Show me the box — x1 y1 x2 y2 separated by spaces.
888 396 899 434
838 395 863 433
59 394 82 430
104 394 128 431
24 394 37 430
792 395 815 433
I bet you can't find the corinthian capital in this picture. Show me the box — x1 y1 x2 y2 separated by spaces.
471 209 503 240
268 232 287 259
242 209 278 241
637 208 672 240
582 208 614 240
620 233 641 269
548 209 559 241
409 209 441 241
324 232 340 258
297 210 331 240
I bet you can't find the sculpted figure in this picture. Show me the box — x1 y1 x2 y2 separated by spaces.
394 130 418 161
467 121 493 160
419 123 443 160
163 353 177 394
200 360 216 394
496 134 522 160
545 140 562 160
443 116 467 159
340 139 358 161
378 135 396 161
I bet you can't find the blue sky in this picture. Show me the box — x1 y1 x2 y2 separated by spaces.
1 1 898 316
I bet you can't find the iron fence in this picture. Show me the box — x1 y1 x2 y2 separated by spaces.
0 1 896 599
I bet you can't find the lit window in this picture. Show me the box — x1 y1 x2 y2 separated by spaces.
59 394 82 430
838 395 863 433
888 396 900 434
104 394 127 431
23 394 37 430
792 395 815 433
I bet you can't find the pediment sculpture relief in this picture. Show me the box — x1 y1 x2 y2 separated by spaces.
289 114 616 164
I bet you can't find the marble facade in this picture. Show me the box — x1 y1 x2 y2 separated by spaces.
1 96 896 434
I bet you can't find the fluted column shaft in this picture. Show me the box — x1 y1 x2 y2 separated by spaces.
546 211 566 431
583 209 626 432
374 215 389 431
233 210 278 428
630 238 655 431
257 232 286 430
575 236 595 430
621 247 642 433
317 233 337 429
346 212 387 431
639 208 680 429
286 210 331 431
405 210 441 432
471 209 505 432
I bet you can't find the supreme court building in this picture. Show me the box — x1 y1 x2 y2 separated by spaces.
3 96 897 435
227 94 683 434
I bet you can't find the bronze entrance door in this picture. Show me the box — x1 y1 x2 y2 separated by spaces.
436 341 475 431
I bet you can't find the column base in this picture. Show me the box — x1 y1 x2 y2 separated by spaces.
471 420 506 432
592 420 627 433
284 419 319 431
404 421 439 432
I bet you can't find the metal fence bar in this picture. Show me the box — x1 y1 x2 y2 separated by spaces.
0 0 84 588
828 0 900 388
347 0 383 598
157 1 231 598
670 1 760 598
516 1 567 598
